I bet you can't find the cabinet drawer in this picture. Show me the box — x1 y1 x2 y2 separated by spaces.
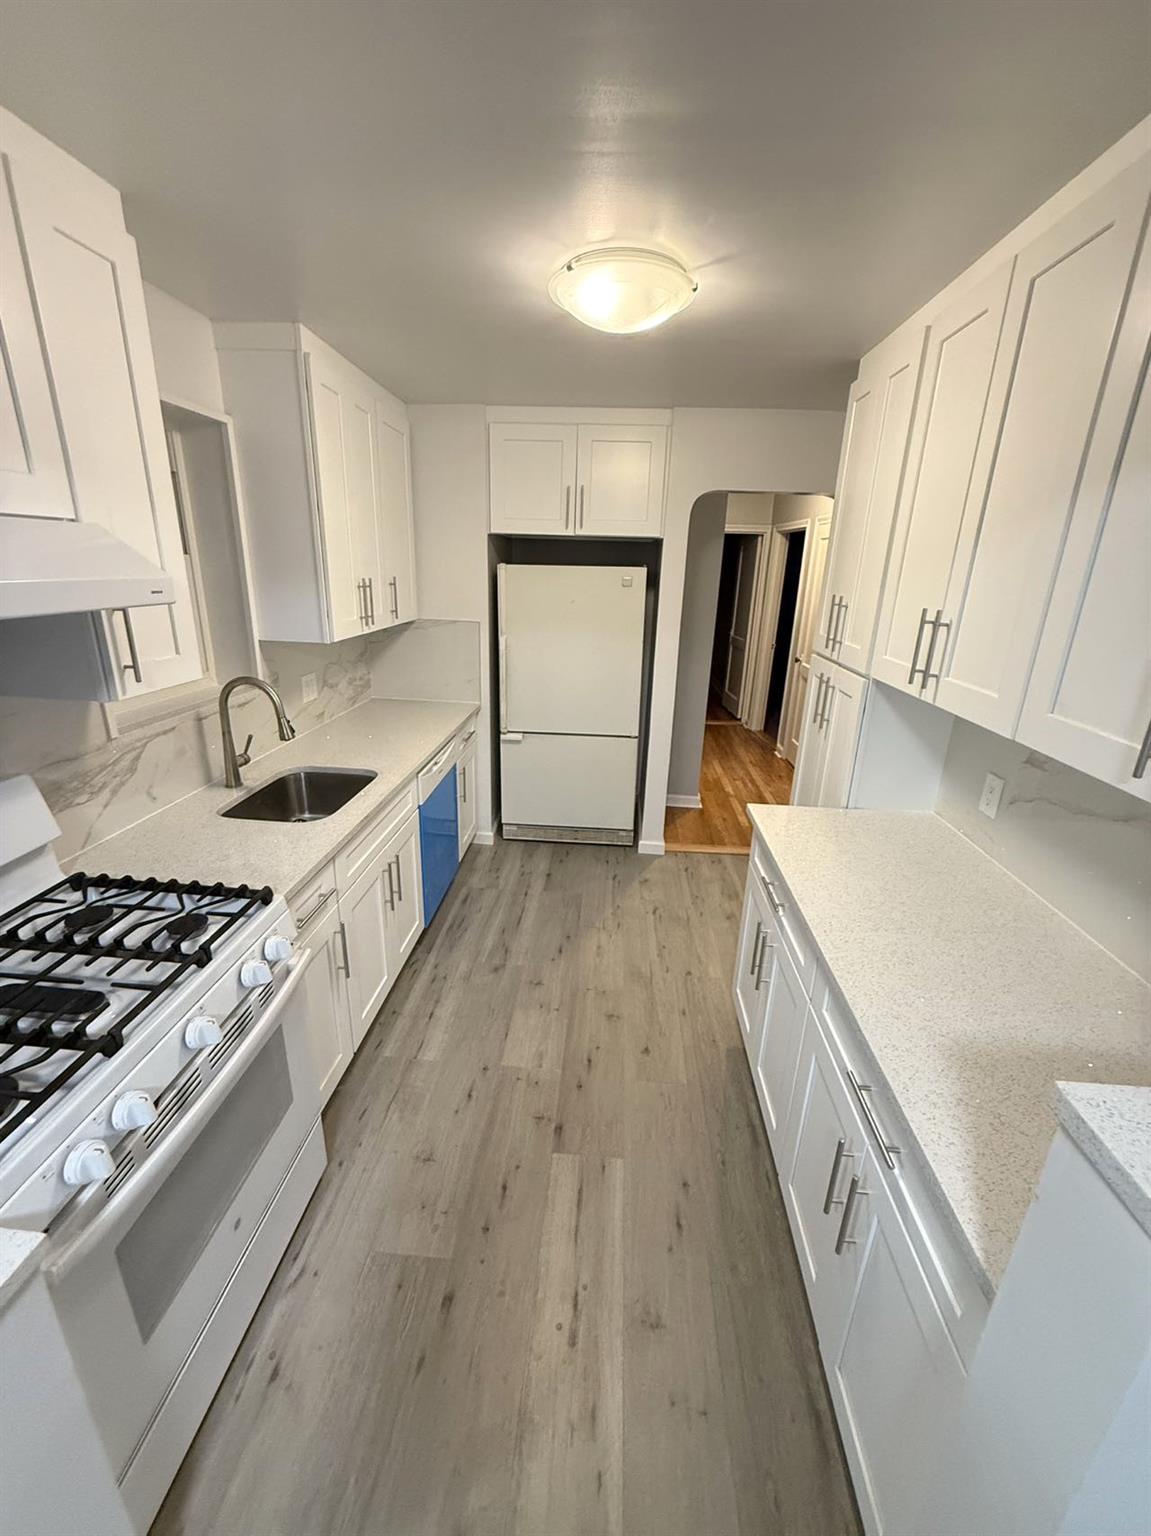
334 783 417 895
750 837 818 995
815 975 990 1366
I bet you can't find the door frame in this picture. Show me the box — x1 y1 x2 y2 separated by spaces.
740 516 813 736
778 513 831 762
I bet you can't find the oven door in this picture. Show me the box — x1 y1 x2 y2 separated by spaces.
44 949 321 1479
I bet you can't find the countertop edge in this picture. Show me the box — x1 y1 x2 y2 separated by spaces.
0 1227 45 1308
1054 1082 1151 1238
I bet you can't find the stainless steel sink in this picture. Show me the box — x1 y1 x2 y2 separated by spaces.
220 768 377 823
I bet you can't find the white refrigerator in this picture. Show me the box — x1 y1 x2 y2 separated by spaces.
498 563 646 842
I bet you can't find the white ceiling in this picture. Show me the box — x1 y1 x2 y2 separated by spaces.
2 1 1148 408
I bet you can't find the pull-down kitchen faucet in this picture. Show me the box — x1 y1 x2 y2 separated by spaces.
218 675 296 788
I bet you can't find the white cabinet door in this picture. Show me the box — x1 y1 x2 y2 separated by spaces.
457 729 479 854
383 809 424 976
792 662 865 808
4 114 201 695
791 662 833 806
376 404 416 626
575 423 667 537
733 869 773 1060
342 852 395 1049
298 898 354 1106
489 422 577 534
752 910 810 1152
933 157 1151 733
0 157 73 519
782 1015 866 1345
828 1150 965 1536
871 262 1014 696
1017 262 1151 800
817 327 924 673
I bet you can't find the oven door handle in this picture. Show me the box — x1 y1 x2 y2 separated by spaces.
44 949 313 1285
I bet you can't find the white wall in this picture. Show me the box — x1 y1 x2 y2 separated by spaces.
639 408 845 851
935 717 1151 981
725 491 775 528
668 492 727 800
142 282 225 415
407 405 494 839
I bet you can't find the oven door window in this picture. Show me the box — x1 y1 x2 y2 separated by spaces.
116 1029 293 1342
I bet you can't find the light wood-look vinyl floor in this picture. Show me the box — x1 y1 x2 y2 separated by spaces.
154 840 858 1536
665 719 795 855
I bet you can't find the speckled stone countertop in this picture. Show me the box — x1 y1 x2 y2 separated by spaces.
747 806 1151 1293
0 1227 45 1308
1054 1082 1151 1237
63 698 478 899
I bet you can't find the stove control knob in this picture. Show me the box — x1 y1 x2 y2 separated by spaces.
263 934 293 964
240 959 274 990
184 1014 222 1050
63 1140 115 1187
111 1091 158 1133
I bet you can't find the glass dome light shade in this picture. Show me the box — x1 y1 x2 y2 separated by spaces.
547 247 698 334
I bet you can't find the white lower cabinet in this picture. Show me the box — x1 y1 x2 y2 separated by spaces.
385 809 424 973
297 893 353 1106
457 729 479 854
735 834 977 1535
792 660 867 808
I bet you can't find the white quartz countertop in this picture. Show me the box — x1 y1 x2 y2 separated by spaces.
0 1227 45 1308
1055 1082 1151 1237
63 698 478 899
747 806 1151 1291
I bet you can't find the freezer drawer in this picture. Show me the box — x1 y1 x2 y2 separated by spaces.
500 733 637 833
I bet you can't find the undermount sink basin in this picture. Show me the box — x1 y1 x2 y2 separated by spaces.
221 768 377 823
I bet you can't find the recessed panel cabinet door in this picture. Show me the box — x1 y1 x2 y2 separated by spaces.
933 157 1151 732
752 914 810 1152
791 664 832 807
489 422 577 534
817 329 924 673
299 900 354 1105
733 871 773 1060
457 732 479 854
376 408 416 625
342 856 394 1048
384 811 424 974
576 423 667 536
1016 241 1151 800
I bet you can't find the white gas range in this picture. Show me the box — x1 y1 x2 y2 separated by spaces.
0 776 326 1533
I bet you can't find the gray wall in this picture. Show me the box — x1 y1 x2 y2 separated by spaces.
667 492 728 800
935 717 1151 981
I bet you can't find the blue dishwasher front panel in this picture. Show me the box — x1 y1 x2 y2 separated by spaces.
419 765 459 922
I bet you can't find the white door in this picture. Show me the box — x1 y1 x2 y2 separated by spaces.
5 118 201 694
383 810 424 974
500 733 637 831
298 898 354 1105
752 912 811 1153
721 537 759 716
1016 260 1151 800
817 326 925 673
498 563 645 735
489 422 577 535
871 261 1014 696
733 871 773 1059
829 1150 965 1536
342 853 395 1048
575 423 667 537
0 158 73 518
933 158 1151 733
457 730 479 853
376 405 416 625
782 514 831 764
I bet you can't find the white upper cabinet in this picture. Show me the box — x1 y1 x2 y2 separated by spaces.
489 417 667 537
871 261 1014 697
815 326 925 673
216 324 416 644
931 158 1151 732
0 108 201 697
1016 231 1151 800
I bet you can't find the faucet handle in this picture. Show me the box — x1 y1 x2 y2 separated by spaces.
238 733 253 767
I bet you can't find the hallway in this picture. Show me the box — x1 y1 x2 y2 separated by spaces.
665 703 794 854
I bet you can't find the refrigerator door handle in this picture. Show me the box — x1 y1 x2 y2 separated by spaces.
500 732 524 743
498 634 508 732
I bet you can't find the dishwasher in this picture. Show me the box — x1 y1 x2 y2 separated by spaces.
418 740 460 922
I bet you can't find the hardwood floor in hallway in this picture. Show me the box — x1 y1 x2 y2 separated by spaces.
666 716 795 854
154 840 858 1536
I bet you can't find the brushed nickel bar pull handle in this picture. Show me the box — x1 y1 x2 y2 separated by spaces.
824 594 838 650
811 673 826 726
818 672 833 730
385 858 396 912
834 1175 863 1254
356 578 367 628
847 1068 901 1169
823 1137 849 1214
756 869 784 915
394 849 404 905
337 921 351 976
368 577 376 627
833 597 849 652
296 887 336 930
908 607 930 685
578 484 585 530
748 919 763 976
754 927 772 990
1135 716 1151 779
921 609 949 688
119 609 143 684
389 575 399 620
564 485 571 531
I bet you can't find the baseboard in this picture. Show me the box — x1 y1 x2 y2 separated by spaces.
637 838 666 857
473 830 495 846
665 793 702 809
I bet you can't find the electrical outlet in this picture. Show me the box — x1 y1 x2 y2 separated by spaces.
979 772 1005 819
300 673 318 704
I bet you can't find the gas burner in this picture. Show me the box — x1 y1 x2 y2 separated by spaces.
162 912 210 943
0 982 110 1024
62 903 116 934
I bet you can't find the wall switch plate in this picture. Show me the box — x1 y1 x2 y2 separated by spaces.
300 673 318 704
979 772 1005 819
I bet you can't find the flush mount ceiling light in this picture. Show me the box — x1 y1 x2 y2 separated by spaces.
547 247 698 335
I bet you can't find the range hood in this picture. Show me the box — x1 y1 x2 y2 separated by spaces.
0 515 174 619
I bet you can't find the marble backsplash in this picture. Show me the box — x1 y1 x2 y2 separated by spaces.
0 635 372 865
